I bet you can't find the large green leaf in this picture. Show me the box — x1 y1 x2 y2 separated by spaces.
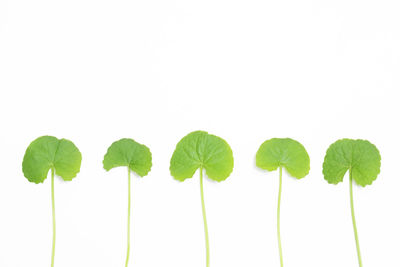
22 136 82 183
256 138 310 178
322 139 381 186
103 138 152 177
170 131 234 182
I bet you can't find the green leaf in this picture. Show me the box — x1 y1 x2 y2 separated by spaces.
103 138 152 266
322 139 381 186
103 138 152 177
256 138 310 179
22 135 82 183
170 130 234 182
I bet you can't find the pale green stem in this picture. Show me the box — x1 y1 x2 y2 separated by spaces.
51 168 56 267
125 167 131 267
349 170 363 267
200 167 210 267
277 166 283 267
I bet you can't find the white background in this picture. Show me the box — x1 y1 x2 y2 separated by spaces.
0 0 399 266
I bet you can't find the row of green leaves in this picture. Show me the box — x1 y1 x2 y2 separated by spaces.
22 131 381 267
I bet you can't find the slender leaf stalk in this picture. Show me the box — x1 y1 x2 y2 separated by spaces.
277 166 283 267
51 168 56 267
349 170 363 267
200 167 210 267
126 167 131 267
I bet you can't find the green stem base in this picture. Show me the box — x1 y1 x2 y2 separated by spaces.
126 167 131 267
277 166 283 267
349 171 363 267
200 167 210 267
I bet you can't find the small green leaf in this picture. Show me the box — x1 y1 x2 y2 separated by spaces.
322 138 381 186
103 138 152 177
170 131 234 266
256 138 310 179
322 139 381 266
256 138 310 266
170 130 234 182
103 138 152 266
22 135 82 183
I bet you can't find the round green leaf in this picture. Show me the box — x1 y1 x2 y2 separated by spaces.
322 139 381 187
103 138 152 177
22 136 82 183
170 131 234 182
256 138 310 179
